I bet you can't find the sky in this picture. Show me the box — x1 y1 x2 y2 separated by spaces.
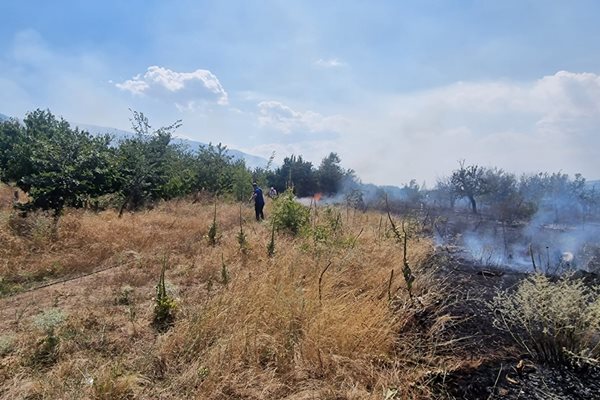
1 0 600 186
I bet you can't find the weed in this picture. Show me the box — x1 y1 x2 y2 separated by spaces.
153 259 176 332
237 203 248 253
386 198 415 298
491 274 600 367
116 284 134 306
0 335 15 356
207 201 218 246
31 307 67 367
267 223 276 257
221 254 229 286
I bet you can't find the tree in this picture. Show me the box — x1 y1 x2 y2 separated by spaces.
10 109 115 219
0 118 23 184
115 111 181 216
450 161 487 214
317 152 345 195
194 143 235 195
269 155 318 197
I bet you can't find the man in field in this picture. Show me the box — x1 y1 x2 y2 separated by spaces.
250 182 265 221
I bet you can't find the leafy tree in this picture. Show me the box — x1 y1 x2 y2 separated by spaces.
450 160 487 214
269 155 318 197
0 118 23 184
10 109 114 219
194 143 236 195
115 110 181 216
317 152 345 195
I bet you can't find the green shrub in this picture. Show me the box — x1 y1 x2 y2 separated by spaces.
0 335 15 356
491 274 600 367
31 307 67 366
271 189 310 235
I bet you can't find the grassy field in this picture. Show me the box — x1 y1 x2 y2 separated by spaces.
0 183 472 399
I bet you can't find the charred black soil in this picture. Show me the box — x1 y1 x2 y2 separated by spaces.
427 248 600 399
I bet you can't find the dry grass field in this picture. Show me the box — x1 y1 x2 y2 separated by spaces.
2 183 598 399
0 185 473 399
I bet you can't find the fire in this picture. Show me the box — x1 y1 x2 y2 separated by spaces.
313 193 322 202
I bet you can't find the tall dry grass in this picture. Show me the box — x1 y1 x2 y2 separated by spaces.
0 199 462 399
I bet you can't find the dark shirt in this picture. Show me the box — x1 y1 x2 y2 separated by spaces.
254 187 265 206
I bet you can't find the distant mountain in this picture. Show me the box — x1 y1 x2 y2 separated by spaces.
0 113 9 122
76 123 270 170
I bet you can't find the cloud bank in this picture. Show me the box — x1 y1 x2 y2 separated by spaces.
116 66 228 108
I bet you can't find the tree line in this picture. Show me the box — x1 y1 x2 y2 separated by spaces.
0 109 353 219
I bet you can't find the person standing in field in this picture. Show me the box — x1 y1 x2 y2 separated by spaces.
250 182 265 221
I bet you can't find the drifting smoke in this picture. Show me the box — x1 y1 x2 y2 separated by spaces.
441 194 600 274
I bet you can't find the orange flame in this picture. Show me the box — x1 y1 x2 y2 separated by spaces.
313 193 322 202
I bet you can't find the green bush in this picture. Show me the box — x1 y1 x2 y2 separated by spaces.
271 189 310 235
491 274 600 367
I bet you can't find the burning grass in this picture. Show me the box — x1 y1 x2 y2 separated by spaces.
0 198 503 399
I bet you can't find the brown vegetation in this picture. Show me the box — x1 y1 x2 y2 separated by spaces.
1 190 598 399
0 192 482 399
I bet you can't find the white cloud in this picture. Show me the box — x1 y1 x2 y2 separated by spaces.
257 100 347 134
116 66 228 107
314 58 346 68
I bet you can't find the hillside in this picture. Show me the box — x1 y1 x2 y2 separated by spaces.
0 186 599 399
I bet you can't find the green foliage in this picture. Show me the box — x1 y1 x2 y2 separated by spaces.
116 111 180 215
491 274 600 367
7 110 115 217
271 189 310 235
0 118 23 183
310 206 343 246
153 260 176 332
316 152 345 195
267 153 355 198
195 143 235 195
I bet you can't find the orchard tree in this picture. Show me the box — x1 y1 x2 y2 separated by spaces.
450 160 487 214
10 109 115 219
116 110 181 216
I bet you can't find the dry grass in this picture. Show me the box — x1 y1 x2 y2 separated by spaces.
0 198 465 399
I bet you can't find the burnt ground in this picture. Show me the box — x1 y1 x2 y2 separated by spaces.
424 248 600 399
